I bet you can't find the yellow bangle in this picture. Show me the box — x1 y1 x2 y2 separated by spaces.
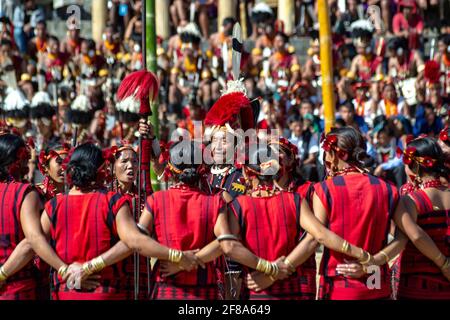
380 251 390 264
435 252 444 264
284 258 296 272
256 258 269 274
168 249 183 264
82 256 106 276
58 265 69 278
0 266 9 281
360 251 372 265
341 240 350 254
441 258 450 270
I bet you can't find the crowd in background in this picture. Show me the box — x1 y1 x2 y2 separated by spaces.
0 0 449 187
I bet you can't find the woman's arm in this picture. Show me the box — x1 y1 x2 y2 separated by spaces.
393 196 448 271
20 191 67 272
216 208 290 280
299 193 370 262
117 204 201 271
0 239 35 286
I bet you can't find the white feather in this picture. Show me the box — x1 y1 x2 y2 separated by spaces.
30 91 52 108
252 2 273 15
71 95 91 112
3 88 29 111
179 22 202 39
350 19 374 32
221 78 247 96
117 96 140 113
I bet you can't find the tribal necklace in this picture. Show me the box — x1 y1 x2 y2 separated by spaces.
328 166 361 178
420 178 446 190
251 184 279 197
211 165 234 177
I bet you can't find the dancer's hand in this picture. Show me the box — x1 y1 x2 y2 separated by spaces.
160 261 183 278
336 260 366 279
246 272 274 292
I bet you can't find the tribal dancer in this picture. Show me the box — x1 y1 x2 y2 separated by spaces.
139 141 227 300
0 133 38 300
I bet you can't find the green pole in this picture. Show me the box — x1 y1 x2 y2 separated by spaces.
145 0 160 191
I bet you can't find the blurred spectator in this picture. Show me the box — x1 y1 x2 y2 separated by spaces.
372 121 406 188
13 0 45 53
288 114 319 181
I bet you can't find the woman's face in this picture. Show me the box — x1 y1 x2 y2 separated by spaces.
114 149 138 185
48 153 66 184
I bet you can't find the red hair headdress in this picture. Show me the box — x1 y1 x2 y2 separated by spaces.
320 133 349 161
424 60 441 86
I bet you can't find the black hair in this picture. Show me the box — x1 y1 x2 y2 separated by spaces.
65 109 94 125
0 39 12 47
251 8 274 24
245 145 280 182
287 114 301 125
36 20 46 27
329 126 375 168
169 140 202 186
83 38 96 50
67 143 104 188
0 134 26 181
44 141 65 155
407 137 450 178
275 32 289 44
222 17 236 27
387 36 408 52
180 31 201 46
340 101 355 113
115 110 140 123
48 35 59 44
30 103 55 119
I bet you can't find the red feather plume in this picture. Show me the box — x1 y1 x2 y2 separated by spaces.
205 92 254 130
424 60 441 84
117 70 160 115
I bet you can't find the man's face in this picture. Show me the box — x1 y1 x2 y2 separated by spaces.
36 23 46 38
48 39 59 53
292 121 302 136
340 106 353 123
0 43 11 57
223 23 233 36
81 41 89 55
211 130 235 164
25 0 35 10
383 85 396 101
274 35 285 51
300 103 313 117
376 132 389 147
425 108 436 124
402 7 412 18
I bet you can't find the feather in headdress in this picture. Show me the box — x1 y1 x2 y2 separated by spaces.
424 60 441 85
251 2 274 23
30 91 55 119
116 70 159 116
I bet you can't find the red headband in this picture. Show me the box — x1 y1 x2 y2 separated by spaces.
320 133 349 161
440 126 449 143
396 146 436 168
